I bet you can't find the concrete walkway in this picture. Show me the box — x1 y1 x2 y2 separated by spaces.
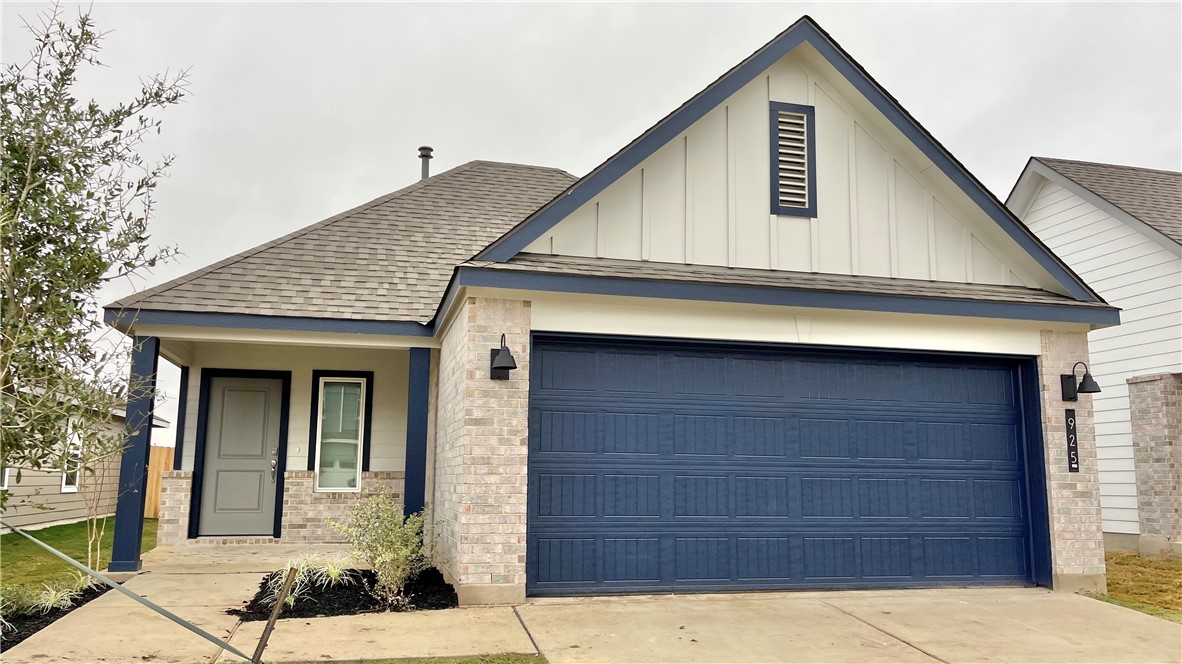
2 545 535 663
518 588 1182 664
4 546 1179 663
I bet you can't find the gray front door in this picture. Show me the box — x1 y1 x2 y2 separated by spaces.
199 377 283 536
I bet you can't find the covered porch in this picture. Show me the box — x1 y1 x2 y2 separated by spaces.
107 319 437 571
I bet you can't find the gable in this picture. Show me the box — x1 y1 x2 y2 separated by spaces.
1009 159 1182 256
483 18 1098 302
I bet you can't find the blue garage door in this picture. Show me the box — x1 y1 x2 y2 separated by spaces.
527 336 1038 596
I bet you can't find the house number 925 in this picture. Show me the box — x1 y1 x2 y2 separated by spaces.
1066 408 1079 473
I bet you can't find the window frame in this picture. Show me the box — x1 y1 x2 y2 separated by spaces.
769 101 818 218
308 370 374 493
61 427 83 493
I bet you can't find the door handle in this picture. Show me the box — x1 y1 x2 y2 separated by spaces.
270 459 277 483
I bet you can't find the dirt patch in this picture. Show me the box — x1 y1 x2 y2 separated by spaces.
1101 552 1182 623
228 567 457 621
1 584 109 650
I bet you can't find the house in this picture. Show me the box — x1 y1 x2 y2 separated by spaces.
103 17 1120 603
1008 158 1181 558
1 412 167 532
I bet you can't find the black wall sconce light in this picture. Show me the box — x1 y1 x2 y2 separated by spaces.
490 334 517 380
1061 361 1101 401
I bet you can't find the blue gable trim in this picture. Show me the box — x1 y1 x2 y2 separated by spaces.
475 17 1100 303
454 267 1120 326
104 308 434 337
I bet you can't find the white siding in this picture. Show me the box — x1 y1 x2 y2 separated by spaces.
524 49 1060 293
1020 179 1182 534
177 345 410 476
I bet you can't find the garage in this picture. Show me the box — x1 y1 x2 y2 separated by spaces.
527 335 1049 596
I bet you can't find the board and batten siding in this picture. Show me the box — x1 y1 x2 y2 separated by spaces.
1019 179 1182 535
176 345 410 477
524 50 1047 292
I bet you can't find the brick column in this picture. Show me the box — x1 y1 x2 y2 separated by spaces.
1038 330 1106 593
1129 373 1182 559
434 297 530 604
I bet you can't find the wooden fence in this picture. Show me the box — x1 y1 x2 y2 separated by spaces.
143 446 174 519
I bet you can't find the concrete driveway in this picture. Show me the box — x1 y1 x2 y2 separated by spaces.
516 588 1182 664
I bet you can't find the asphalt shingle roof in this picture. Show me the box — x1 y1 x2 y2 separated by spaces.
112 161 576 324
463 254 1114 311
1036 157 1182 245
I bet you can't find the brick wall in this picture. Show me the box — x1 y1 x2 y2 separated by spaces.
1038 330 1106 592
157 471 192 546
432 297 531 604
1129 372 1182 557
154 470 404 546
281 471 405 543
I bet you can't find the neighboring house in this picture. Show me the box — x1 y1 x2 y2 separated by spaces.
1 412 168 531
104 17 1120 602
1008 158 1181 558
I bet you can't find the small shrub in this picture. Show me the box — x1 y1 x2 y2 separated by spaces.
308 555 357 589
330 493 431 604
1 584 42 621
261 554 359 610
33 584 79 614
67 571 99 592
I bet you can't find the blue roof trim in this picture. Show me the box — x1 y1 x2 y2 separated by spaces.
454 266 1120 326
104 308 435 337
476 18 1099 303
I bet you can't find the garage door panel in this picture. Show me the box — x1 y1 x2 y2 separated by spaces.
528 338 1034 595
531 468 1026 522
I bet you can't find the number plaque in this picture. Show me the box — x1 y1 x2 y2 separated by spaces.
1066 408 1079 473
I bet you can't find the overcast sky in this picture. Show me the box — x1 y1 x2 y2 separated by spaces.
4 2 1180 442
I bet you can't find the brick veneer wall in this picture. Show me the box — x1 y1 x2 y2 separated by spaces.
1038 330 1106 592
433 297 531 604
157 471 192 546
281 471 405 543
154 470 404 546
1129 372 1182 558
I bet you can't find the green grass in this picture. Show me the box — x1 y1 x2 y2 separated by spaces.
1090 552 1182 624
0 518 157 586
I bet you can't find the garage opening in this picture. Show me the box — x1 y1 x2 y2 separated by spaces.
526 334 1050 596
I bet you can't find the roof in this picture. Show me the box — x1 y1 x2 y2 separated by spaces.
110 161 575 324
471 17 1102 304
1033 158 1181 245
462 253 1115 312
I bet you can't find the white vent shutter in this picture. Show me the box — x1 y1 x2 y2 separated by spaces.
776 110 809 209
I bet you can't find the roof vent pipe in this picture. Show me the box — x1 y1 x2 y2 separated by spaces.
419 146 433 180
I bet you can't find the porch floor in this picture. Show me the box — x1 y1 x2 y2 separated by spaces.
141 543 352 574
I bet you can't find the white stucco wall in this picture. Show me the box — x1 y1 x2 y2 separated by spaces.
509 291 1060 357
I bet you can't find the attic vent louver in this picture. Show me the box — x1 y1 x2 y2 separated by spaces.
769 102 816 218
776 112 808 206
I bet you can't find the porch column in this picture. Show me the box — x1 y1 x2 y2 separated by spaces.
404 347 431 514
109 336 160 573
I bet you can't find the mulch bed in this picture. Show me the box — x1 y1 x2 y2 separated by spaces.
228 567 457 621
1 584 109 650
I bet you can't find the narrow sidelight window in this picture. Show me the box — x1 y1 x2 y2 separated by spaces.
61 429 82 493
770 101 817 218
314 378 366 491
